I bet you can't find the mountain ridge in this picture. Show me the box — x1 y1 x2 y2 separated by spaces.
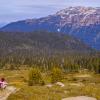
0 6 100 50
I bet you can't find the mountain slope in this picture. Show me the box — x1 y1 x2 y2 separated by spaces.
1 6 100 50
0 31 92 57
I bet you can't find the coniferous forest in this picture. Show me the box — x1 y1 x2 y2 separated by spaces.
0 31 100 74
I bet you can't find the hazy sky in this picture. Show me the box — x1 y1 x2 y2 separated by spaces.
0 0 100 27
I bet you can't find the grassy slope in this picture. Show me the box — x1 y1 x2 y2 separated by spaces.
0 69 100 100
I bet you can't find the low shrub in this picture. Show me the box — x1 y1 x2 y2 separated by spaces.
51 67 63 83
28 67 44 86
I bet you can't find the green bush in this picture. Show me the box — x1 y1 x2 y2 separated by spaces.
51 67 63 83
28 67 44 86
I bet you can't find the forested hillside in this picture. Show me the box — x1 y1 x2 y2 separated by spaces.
0 31 91 55
0 31 99 73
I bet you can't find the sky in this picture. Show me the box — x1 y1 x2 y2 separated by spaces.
0 0 100 27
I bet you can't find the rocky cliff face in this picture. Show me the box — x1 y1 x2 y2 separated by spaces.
56 7 100 26
1 7 100 50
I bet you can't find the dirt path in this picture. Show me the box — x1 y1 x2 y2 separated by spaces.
62 96 97 100
0 86 17 100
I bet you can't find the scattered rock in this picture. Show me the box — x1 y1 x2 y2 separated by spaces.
69 82 84 87
0 86 17 100
46 82 65 88
75 74 91 78
45 84 53 88
62 96 97 100
56 82 65 87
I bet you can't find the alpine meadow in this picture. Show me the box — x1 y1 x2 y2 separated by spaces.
0 0 100 100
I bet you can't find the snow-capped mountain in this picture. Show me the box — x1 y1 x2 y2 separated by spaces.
1 6 100 50
56 6 100 26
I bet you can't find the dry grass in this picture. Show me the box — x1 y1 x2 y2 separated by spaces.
0 70 100 100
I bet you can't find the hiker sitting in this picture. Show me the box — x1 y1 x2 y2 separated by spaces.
0 78 8 89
